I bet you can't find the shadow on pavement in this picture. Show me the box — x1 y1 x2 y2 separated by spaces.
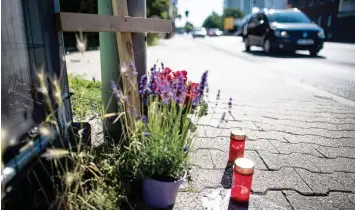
244 50 326 59
228 200 249 210
221 162 233 189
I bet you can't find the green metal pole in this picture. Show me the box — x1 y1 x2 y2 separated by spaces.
98 0 121 142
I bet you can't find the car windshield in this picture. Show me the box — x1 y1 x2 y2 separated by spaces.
242 14 252 23
268 12 311 23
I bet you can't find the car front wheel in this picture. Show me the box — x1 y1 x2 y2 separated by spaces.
309 49 319 56
244 36 251 51
263 38 273 54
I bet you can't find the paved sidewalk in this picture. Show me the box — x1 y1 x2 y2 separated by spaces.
173 71 355 210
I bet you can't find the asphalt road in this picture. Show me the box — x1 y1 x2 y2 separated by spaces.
66 35 355 104
148 35 355 104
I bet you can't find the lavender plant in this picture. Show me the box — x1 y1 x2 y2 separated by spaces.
113 64 209 180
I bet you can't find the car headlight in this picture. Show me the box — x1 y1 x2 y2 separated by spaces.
274 30 289 38
318 30 325 39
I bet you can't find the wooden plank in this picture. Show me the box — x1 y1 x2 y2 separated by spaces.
112 0 140 129
55 12 172 33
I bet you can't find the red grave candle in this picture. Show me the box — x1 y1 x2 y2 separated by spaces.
228 130 247 162
231 158 255 203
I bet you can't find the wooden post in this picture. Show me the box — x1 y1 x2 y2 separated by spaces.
112 0 141 128
55 1 172 131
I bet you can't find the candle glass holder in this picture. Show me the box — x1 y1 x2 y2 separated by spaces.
231 158 254 203
228 130 246 162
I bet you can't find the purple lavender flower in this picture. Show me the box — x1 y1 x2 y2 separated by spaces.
111 80 121 100
198 71 208 98
216 90 221 100
143 132 150 137
139 74 148 95
228 98 232 109
134 109 139 120
192 95 199 106
173 75 186 104
142 115 148 124
148 71 157 94
183 146 189 152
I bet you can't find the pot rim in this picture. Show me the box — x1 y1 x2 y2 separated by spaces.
144 170 187 183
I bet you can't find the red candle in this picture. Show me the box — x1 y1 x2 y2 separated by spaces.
228 130 246 162
231 158 255 203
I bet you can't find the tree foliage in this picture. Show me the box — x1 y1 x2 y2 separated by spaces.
185 10 189 18
223 8 244 19
184 21 194 33
202 12 223 30
147 0 170 19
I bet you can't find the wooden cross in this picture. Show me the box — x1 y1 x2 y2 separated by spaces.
56 0 172 127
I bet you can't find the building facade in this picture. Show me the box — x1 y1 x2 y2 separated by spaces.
224 0 288 16
288 0 355 42
224 0 252 15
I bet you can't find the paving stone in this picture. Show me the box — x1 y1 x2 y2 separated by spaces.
284 191 355 210
190 169 225 191
284 134 355 147
252 118 354 131
197 113 228 126
191 149 214 169
252 168 313 194
259 151 320 172
304 155 355 173
313 145 355 159
200 126 254 138
255 122 355 138
260 113 355 124
348 194 355 205
195 137 229 152
269 140 323 157
247 191 292 210
347 173 355 181
219 189 292 210
244 150 268 170
245 139 279 153
174 192 205 210
295 168 355 194
247 131 288 142
209 149 268 170
221 120 259 130
209 149 229 169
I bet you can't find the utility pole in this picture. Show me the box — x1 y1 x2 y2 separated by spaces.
127 0 147 81
98 0 122 142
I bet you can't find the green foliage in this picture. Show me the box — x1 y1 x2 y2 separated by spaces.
147 0 170 19
185 10 189 18
146 0 170 45
184 21 194 33
68 74 102 120
223 8 244 19
202 12 223 30
147 33 160 46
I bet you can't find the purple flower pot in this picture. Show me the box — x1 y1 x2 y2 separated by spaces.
142 175 186 208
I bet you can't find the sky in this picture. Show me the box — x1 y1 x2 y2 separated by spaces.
175 0 224 27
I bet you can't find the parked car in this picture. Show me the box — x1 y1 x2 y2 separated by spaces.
192 27 207 38
243 8 326 56
208 28 223 36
